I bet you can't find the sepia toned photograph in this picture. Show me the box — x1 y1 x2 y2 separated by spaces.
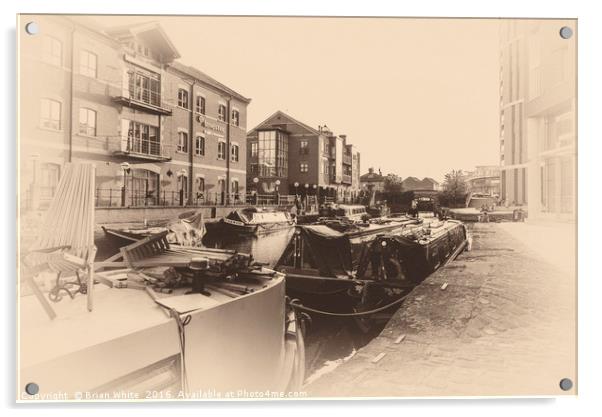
16 14 576 401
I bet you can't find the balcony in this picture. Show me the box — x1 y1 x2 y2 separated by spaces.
112 138 172 162
342 154 352 165
342 174 352 185
112 90 172 116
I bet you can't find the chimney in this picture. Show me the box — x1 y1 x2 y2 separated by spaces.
340 134 347 140
368 167 374 174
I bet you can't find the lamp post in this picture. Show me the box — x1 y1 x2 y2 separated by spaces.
252 177 259 205
294 181 299 196
120 162 130 207
313 184 318 208
304 183 309 212
275 179 281 206
177 169 187 206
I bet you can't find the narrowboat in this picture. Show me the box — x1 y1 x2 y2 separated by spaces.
219 208 295 235
19 232 305 400
319 204 369 223
101 210 206 247
275 218 468 329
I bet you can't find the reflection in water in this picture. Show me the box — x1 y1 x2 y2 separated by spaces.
202 228 295 268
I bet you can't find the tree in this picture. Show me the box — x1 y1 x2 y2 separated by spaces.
440 169 468 207
383 174 403 193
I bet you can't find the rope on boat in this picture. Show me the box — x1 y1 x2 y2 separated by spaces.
288 294 410 318
169 308 192 392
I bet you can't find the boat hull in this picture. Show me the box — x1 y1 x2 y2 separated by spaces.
19 272 299 400
221 219 295 236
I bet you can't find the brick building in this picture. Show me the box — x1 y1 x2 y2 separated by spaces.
246 111 360 202
19 16 250 210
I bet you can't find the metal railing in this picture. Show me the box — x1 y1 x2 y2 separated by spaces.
95 188 321 209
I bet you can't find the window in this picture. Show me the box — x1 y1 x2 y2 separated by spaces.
217 141 226 160
300 163 309 173
177 131 188 153
218 104 227 121
299 140 309 155
195 136 205 156
231 110 240 126
178 89 189 109
128 70 161 106
195 96 205 114
250 142 258 158
40 98 61 130
78 108 97 136
126 121 160 155
39 163 60 199
197 177 205 192
80 50 97 78
257 130 288 177
42 36 62 66
231 144 239 162
231 179 239 196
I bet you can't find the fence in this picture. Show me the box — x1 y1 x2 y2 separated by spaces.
94 189 318 209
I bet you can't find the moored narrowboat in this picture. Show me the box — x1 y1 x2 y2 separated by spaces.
274 218 468 329
220 208 295 235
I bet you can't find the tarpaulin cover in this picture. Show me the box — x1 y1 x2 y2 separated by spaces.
300 225 371 277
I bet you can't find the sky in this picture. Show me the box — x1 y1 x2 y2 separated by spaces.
94 16 501 183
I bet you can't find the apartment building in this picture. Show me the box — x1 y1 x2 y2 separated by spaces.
499 20 576 219
464 165 501 196
19 16 250 210
246 111 360 201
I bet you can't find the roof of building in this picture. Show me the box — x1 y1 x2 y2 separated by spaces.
169 62 251 103
105 21 181 62
360 171 385 182
248 110 322 136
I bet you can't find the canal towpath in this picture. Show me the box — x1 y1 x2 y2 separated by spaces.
306 221 576 397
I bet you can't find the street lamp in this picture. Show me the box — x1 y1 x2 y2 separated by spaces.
252 177 259 205
294 181 299 196
275 179 281 205
177 168 187 206
120 162 130 207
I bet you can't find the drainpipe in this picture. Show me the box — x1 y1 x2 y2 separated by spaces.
68 27 75 162
225 97 231 205
188 80 196 205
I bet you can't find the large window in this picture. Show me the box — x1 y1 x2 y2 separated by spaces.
178 89 189 109
80 50 97 78
217 141 226 160
40 98 61 130
177 131 189 153
195 96 205 114
127 121 160 156
195 136 205 156
78 108 97 136
250 142 258 158
231 110 240 126
257 130 288 177
231 144 239 162
42 36 62 66
128 69 161 107
218 104 227 122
